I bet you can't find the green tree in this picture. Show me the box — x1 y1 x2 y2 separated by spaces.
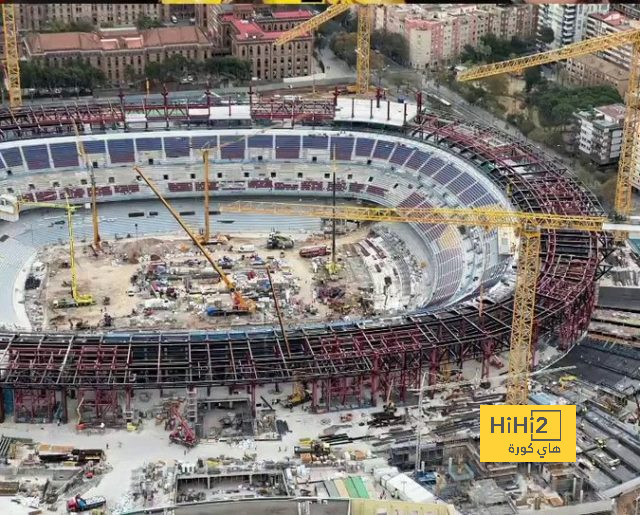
524 67 543 92
203 57 251 81
459 45 480 63
20 59 106 90
485 75 508 97
371 30 409 65
539 26 555 45
330 32 357 67
136 16 164 30
42 19 94 33
530 85 622 127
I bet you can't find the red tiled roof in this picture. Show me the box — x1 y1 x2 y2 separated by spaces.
230 18 309 42
271 10 312 20
26 26 209 54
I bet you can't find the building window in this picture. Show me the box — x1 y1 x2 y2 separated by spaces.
108 177 115 183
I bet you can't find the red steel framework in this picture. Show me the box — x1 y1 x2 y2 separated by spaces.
0 97 611 420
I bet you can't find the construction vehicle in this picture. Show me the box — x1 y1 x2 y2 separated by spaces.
132 166 255 313
284 383 311 408
294 439 331 458
168 403 198 448
267 232 294 250
66 494 106 512
220 201 628 405
299 245 330 258
15 198 94 308
456 27 640 227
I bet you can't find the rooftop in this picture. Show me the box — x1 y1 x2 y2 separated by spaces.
26 26 209 54
570 54 630 81
230 18 310 42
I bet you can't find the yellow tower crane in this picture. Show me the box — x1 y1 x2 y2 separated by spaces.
72 122 101 251
456 28 640 226
218 200 623 405
275 0 403 95
17 198 94 308
1 4 21 109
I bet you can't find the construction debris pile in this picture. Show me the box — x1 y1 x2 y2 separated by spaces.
0 436 110 513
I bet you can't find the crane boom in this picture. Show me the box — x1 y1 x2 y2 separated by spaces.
132 166 253 311
457 28 640 81
457 28 640 220
219 199 622 404
220 201 607 232
1 5 21 109
275 4 350 46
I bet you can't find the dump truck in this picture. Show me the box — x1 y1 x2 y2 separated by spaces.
299 245 330 258
267 232 294 250
66 495 106 512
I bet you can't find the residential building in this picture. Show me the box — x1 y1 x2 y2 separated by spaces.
536 4 609 50
612 3 640 21
17 4 191 32
24 26 212 86
585 11 639 71
199 6 314 80
574 104 625 166
377 5 536 69
562 54 629 97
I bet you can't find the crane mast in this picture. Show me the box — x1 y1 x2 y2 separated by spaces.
72 122 101 250
220 200 621 404
457 27 640 223
1 5 21 109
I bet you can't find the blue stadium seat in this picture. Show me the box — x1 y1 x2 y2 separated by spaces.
419 157 445 177
136 138 162 152
191 136 218 150
372 140 394 160
330 137 354 160
389 145 413 166
303 135 328 150
164 137 190 158
83 140 106 155
248 135 273 148
23 145 50 170
405 151 431 171
107 139 135 163
50 143 79 168
275 135 300 159
355 138 375 157
220 136 245 160
432 165 460 186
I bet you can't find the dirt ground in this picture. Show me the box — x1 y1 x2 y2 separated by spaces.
32 227 376 332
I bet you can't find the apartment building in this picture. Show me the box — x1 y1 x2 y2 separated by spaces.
562 54 629 97
585 11 639 71
536 4 609 50
575 104 625 166
24 26 211 86
379 4 536 69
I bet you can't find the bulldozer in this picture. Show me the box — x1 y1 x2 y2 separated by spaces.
284 383 311 408
267 232 294 250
